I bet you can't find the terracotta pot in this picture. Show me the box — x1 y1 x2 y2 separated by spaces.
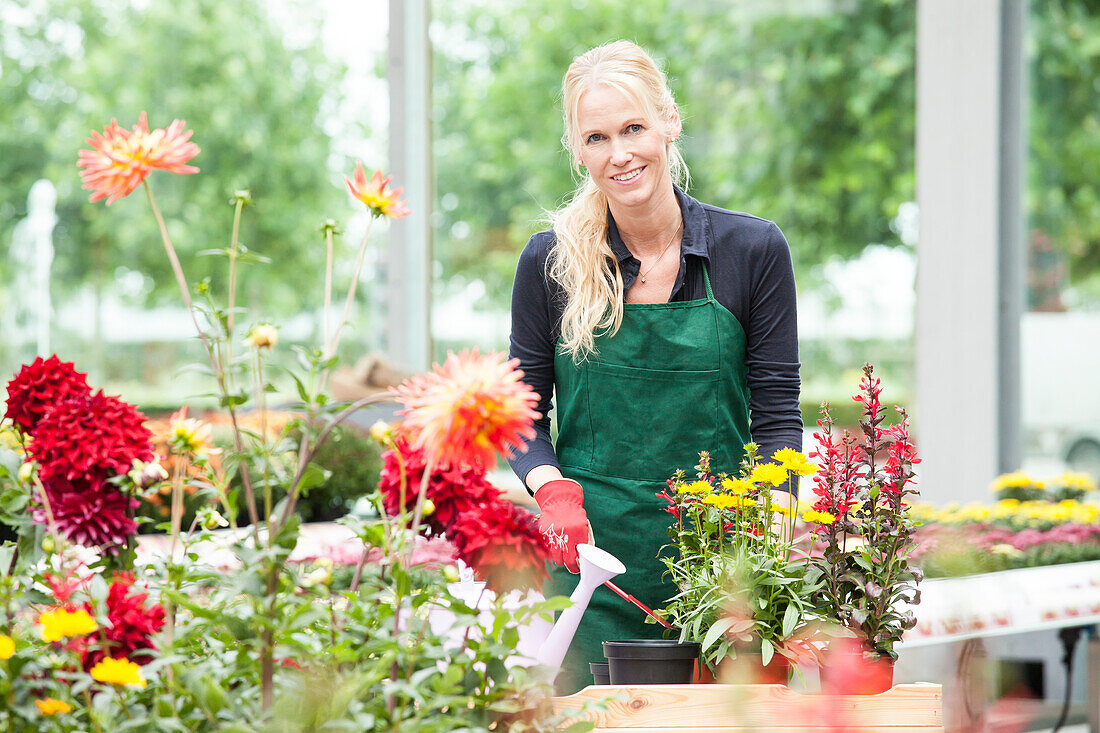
696 652 790 685
820 641 895 694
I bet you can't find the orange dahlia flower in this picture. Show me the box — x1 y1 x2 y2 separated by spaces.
78 111 199 204
392 349 538 469
344 161 410 219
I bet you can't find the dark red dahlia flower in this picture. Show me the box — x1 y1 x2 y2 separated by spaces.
30 390 154 482
82 574 166 669
448 499 549 594
378 435 503 537
35 473 139 549
4 355 91 433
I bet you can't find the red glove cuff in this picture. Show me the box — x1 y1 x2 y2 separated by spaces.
534 478 584 509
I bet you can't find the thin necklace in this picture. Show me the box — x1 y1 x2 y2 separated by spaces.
637 219 683 284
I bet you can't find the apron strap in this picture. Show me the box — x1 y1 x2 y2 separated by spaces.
702 260 715 301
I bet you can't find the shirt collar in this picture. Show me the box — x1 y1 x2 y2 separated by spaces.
606 185 711 262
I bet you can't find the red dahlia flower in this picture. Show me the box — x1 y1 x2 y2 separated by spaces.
35 473 139 550
448 499 549 594
4 355 91 434
82 574 166 669
31 390 154 482
377 434 503 536
392 349 539 470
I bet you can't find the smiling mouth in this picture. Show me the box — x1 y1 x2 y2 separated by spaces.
611 166 645 182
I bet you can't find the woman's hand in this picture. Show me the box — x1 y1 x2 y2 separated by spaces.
533 477 590 573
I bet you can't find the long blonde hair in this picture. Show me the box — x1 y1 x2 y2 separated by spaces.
548 40 688 362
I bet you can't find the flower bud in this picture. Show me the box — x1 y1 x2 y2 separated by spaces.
129 459 169 489
18 461 35 483
443 565 460 583
41 535 55 553
244 324 278 350
422 498 435 517
369 420 393 444
197 507 229 531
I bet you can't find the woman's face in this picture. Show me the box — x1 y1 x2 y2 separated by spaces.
576 83 673 214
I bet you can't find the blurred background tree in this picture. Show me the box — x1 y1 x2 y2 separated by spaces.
0 0 351 378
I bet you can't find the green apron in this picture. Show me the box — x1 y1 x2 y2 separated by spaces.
548 264 752 693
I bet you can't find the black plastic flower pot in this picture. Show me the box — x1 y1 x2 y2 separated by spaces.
589 661 610 685
603 639 701 685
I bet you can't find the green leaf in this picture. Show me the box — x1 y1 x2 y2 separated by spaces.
760 637 774 666
781 602 799 638
701 616 738 651
295 462 330 494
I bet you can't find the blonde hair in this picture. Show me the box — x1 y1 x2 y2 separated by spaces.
548 40 688 362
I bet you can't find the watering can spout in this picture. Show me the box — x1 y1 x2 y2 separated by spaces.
535 544 626 674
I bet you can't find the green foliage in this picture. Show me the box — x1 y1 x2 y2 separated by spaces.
1029 0 1100 301
291 423 383 523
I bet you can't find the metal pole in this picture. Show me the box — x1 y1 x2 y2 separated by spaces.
386 0 432 372
997 0 1026 475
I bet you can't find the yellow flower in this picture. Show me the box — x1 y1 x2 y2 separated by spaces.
167 406 218 457
89 657 147 688
35 698 72 716
750 463 789 487
771 504 796 518
990 471 1043 491
39 608 97 642
720 477 754 495
801 509 836 525
709 494 754 509
1056 471 1097 492
0 634 14 659
772 447 818 477
243 324 278 350
676 480 713 496
702 494 752 509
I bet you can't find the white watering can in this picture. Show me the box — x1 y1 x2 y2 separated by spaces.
435 544 669 678
535 543 626 671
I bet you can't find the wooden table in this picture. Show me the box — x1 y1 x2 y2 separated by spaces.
552 683 944 732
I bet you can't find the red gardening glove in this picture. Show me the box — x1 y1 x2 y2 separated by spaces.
535 478 589 573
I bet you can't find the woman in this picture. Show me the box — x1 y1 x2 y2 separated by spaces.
507 40 802 693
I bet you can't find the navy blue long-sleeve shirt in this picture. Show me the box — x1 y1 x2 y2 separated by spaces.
507 187 802 490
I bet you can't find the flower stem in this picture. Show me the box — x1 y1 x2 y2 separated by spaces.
322 216 375 388
142 181 262 541
226 197 245 369
323 226 335 352
82 688 105 733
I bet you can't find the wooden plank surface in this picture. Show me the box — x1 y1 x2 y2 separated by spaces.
553 684 943 730
584 728 945 732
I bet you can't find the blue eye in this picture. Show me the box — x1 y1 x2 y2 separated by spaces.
586 133 604 144
627 123 644 134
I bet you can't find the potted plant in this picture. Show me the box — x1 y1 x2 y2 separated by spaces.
804 364 922 693
657 447 823 682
